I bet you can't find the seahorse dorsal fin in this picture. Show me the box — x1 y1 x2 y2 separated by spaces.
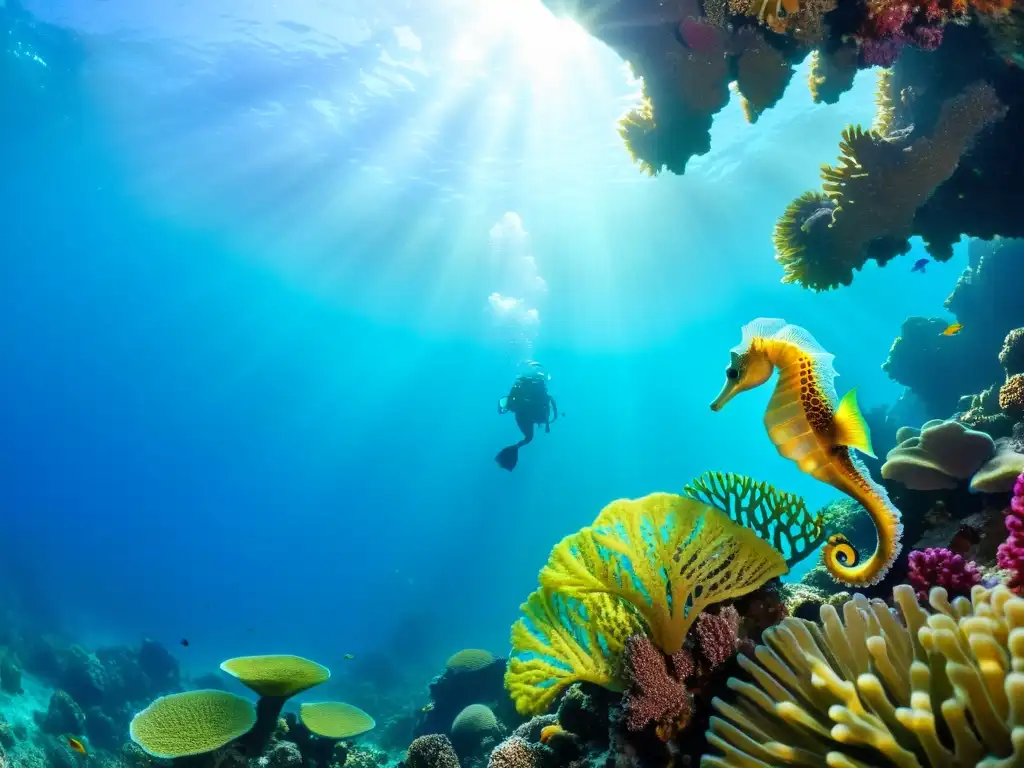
834 388 876 457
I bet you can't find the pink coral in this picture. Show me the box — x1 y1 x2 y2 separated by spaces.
622 634 692 737
998 472 1024 592
693 606 741 668
907 547 982 601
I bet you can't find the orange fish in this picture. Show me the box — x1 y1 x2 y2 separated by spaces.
67 737 87 755
941 322 963 336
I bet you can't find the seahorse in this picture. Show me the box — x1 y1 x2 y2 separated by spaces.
709 318 902 587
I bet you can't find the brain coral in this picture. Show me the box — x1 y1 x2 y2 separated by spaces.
451 704 498 736
406 734 460 768
702 584 1024 766
445 650 495 673
129 690 256 759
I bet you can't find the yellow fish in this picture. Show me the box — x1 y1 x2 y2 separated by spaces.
940 322 963 336
67 737 88 755
710 318 902 587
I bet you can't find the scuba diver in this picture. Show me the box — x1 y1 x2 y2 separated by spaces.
495 363 558 471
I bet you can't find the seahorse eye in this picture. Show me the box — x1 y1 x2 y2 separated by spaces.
726 367 739 380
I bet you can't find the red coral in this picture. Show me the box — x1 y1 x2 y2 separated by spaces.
694 606 741 669
997 472 1024 593
622 634 692 739
907 547 982 601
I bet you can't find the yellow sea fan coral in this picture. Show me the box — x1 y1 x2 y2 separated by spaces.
1000 374 1024 415
617 94 660 177
734 34 794 124
682 471 825 566
808 45 858 105
774 81 1007 291
872 68 896 135
539 493 787 654
701 584 1024 766
506 589 643 715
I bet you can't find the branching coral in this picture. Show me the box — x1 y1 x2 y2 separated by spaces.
682 471 825 566
539 493 787 654
906 547 981 601
623 634 694 737
702 584 1024 766
774 81 1007 291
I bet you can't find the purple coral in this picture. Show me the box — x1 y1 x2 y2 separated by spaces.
997 471 1024 593
622 634 692 735
907 547 982 601
693 607 741 669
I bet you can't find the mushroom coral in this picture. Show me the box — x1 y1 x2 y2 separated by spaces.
774 80 1007 291
701 584 1024 766
220 654 330 754
129 690 256 760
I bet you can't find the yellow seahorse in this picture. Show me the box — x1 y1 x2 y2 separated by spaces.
709 318 902 587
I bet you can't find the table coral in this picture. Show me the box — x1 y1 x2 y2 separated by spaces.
774 80 1007 290
905 546 981 601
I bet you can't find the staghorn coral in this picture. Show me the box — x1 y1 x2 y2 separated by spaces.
506 589 643 715
774 81 1007 291
129 690 257 759
1000 329 1024 377
906 546 981 601
683 471 825 566
732 30 795 123
702 583 1024 766
996 471 1024 591
538 493 787 654
808 45 859 104
1000 374 1024 416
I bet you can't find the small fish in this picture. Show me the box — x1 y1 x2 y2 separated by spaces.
941 323 963 336
911 258 929 273
343 653 355 660
67 737 87 755
421 702 434 713
180 638 189 647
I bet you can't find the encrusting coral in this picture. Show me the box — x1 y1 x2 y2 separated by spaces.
774 81 1007 291
702 583 1024 766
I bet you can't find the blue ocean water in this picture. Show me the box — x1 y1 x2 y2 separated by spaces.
1 0 963 708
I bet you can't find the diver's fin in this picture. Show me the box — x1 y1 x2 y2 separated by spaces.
495 445 520 471
834 388 876 457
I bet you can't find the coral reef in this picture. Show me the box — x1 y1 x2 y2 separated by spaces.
407 734 460 768
703 583 1024 765
416 650 517 739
